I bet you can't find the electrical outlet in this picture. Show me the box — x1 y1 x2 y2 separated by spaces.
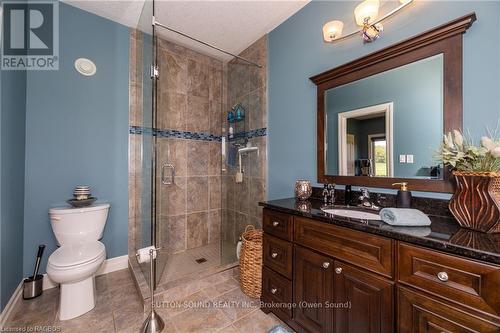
399 155 406 163
406 154 414 163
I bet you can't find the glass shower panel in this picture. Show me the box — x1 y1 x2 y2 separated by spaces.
135 0 156 285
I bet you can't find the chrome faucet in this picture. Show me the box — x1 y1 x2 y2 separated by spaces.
358 188 380 211
322 184 336 205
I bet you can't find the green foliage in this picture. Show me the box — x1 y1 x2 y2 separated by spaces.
437 129 500 173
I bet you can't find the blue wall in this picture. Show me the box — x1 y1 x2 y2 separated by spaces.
325 55 443 177
1 69 27 310
268 1 500 199
23 3 129 275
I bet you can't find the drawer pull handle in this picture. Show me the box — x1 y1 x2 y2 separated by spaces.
437 271 449 282
270 288 278 295
271 252 278 258
322 262 330 269
272 221 280 227
335 267 342 274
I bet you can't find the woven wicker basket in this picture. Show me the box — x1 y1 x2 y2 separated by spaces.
239 225 263 298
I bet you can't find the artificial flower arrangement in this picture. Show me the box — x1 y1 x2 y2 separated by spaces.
438 126 500 233
438 130 500 172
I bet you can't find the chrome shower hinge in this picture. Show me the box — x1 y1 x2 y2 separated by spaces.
150 65 159 79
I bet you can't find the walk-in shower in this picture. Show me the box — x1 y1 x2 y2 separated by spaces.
128 0 268 302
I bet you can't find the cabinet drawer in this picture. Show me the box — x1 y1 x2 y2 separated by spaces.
398 242 500 317
398 286 500 333
263 234 293 279
263 209 293 241
294 217 393 278
262 267 293 319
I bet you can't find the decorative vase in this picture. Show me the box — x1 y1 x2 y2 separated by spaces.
449 171 500 233
295 180 312 200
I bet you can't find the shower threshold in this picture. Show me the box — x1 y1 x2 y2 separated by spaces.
129 241 238 310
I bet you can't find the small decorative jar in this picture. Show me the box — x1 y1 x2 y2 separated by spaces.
295 180 312 200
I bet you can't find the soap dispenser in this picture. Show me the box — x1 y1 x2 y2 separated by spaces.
392 182 412 208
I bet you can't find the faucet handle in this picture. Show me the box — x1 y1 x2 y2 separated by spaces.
360 188 370 197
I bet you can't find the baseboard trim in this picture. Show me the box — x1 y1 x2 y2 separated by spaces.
0 281 23 328
42 254 129 290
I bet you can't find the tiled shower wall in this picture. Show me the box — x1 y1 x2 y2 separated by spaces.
129 32 268 258
129 32 224 258
155 39 224 254
222 36 268 244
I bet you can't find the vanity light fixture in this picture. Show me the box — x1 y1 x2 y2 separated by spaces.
323 0 413 44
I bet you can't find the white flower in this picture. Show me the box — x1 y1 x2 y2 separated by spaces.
492 147 500 158
453 130 463 147
481 136 495 150
444 133 454 149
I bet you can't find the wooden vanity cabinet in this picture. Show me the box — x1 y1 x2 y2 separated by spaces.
293 245 334 333
261 208 500 333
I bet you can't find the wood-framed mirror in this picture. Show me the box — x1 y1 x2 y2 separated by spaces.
310 13 476 193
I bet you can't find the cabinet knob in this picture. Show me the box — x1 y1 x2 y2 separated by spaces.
271 252 278 258
437 271 449 282
270 288 277 295
335 267 342 274
272 221 280 227
322 262 330 269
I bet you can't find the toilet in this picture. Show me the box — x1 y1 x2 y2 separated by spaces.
46 203 110 320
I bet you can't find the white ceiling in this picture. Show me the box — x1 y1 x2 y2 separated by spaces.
63 0 310 61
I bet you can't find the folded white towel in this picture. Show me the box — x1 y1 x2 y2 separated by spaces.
379 208 431 226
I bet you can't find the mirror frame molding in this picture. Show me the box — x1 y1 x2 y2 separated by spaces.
310 13 476 193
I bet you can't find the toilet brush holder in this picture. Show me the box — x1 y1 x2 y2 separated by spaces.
140 248 165 333
24 244 45 299
23 274 43 299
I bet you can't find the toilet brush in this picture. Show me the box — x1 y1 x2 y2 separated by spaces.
23 245 45 299
140 248 165 333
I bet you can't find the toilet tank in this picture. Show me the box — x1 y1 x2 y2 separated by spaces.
49 203 110 246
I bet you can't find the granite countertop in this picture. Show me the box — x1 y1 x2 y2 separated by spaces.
259 198 500 265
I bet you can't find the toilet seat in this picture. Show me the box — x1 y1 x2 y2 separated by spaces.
49 241 105 269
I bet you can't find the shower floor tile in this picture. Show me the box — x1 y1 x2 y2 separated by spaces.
158 241 237 286
4 268 291 333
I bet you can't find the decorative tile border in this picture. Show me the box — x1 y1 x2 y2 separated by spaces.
129 126 267 142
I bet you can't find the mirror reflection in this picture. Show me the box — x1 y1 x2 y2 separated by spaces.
325 54 444 179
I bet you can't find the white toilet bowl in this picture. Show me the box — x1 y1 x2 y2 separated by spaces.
47 241 106 320
46 203 110 321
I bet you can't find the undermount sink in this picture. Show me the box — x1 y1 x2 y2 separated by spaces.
321 208 381 221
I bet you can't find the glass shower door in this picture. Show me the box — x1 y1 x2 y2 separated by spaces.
135 0 163 287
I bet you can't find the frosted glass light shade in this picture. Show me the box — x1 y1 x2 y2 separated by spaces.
354 0 380 26
323 20 344 42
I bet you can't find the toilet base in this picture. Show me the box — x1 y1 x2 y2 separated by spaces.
59 276 96 320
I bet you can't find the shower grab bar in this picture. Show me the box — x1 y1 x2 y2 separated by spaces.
152 17 262 68
161 163 175 185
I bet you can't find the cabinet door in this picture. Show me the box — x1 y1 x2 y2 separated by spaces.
398 286 500 333
334 261 394 333
294 246 334 333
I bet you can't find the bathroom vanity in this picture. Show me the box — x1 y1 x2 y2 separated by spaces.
259 199 500 333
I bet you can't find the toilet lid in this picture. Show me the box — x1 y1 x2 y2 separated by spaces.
49 241 105 268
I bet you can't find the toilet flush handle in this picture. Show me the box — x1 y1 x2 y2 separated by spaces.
52 216 61 221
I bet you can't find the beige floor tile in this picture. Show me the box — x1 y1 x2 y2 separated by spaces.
232 309 281 332
202 277 240 299
6 288 58 328
214 288 259 321
217 324 240 333
156 290 209 318
171 306 231 333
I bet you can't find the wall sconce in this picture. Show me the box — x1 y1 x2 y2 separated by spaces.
323 0 413 44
